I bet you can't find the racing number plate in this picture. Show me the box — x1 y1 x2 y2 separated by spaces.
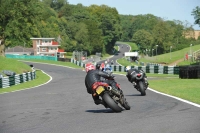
96 86 105 95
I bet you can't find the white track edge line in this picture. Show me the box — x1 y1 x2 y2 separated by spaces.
114 73 200 108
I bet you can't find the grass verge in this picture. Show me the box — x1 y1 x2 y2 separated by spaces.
17 59 83 69
113 72 200 105
0 70 50 94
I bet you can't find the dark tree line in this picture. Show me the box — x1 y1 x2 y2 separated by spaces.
0 0 199 56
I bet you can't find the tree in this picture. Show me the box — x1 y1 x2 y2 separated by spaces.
0 0 44 56
192 6 200 26
87 5 122 52
131 29 153 52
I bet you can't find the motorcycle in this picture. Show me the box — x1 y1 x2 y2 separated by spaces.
130 70 148 96
92 78 131 112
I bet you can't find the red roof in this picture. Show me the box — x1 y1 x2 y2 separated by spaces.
58 49 64 52
52 41 59 45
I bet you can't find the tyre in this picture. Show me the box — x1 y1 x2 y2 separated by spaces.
139 81 146 96
121 96 131 110
102 93 122 112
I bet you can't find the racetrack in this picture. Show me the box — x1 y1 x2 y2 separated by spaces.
0 62 200 133
97 42 130 66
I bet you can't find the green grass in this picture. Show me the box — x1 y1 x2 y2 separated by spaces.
139 44 200 65
1 45 200 105
116 43 200 66
0 57 82 94
0 56 32 75
149 78 200 104
16 59 83 69
113 71 199 104
0 70 50 94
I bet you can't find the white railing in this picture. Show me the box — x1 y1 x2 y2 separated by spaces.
193 49 200 61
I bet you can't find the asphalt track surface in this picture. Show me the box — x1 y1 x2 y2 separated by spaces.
97 42 130 66
0 44 200 133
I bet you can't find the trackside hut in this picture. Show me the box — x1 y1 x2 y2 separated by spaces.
124 52 139 61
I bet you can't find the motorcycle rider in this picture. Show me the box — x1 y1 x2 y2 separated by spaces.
85 63 116 105
104 64 113 75
96 63 101 70
126 66 149 85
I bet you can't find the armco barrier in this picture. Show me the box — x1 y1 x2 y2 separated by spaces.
0 71 36 88
70 58 179 74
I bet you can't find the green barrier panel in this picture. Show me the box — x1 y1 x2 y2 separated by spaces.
146 66 150 73
26 73 29 81
119 66 122 72
174 67 180 75
30 72 33 80
6 54 57 61
163 66 168 74
9 76 15 86
138 66 142 70
0 78 2 88
19 74 24 83
154 66 159 73
114 66 117 71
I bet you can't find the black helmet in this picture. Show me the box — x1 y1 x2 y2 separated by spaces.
96 63 101 69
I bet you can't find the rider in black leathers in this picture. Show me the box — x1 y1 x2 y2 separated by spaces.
85 65 117 105
126 67 149 85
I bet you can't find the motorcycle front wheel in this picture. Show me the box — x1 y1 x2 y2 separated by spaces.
138 81 146 96
121 96 131 110
102 93 122 112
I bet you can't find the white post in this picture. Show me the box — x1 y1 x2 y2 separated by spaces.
156 45 158 56
170 46 172 60
152 49 154 57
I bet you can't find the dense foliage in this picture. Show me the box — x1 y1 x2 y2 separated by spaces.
0 0 199 56
120 14 200 55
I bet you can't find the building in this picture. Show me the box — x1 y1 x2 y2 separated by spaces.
5 46 34 55
184 30 200 40
30 38 66 58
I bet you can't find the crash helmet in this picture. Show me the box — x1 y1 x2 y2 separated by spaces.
105 64 111 70
96 63 101 70
85 63 95 73
125 66 131 72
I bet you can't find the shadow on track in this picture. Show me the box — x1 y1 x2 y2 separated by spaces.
125 94 142 96
85 109 115 113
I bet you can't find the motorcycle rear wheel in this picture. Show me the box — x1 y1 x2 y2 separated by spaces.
102 93 122 112
139 81 146 96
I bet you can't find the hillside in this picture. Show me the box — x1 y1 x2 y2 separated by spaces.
0 56 31 76
139 44 200 66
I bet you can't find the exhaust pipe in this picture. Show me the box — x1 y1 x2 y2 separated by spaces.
107 86 112 91
107 86 120 96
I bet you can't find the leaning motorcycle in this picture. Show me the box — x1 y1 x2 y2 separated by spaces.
130 70 148 96
92 79 130 112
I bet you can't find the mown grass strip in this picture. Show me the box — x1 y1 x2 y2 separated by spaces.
113 72 200 105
